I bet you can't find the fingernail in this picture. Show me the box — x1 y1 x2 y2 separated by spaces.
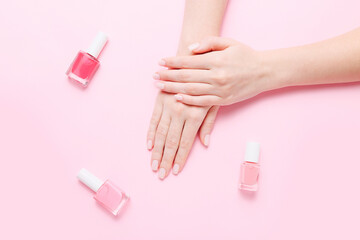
204 134 210 147
173 164 180 175
155 82 165 90
153 73 160 80
147 140 152 150
152 160 159 171
174 94 183 101
158 59 166 66
158 168 166 179
188 42 200 51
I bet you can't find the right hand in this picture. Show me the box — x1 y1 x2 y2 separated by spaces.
154 37 270 106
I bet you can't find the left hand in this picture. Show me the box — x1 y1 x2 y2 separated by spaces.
153 37 271 106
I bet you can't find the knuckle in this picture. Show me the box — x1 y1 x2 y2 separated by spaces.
178 59 187 68
156 124 168 137
177 71 190 81
184 84 195 94
166 135 179 149
204 119 215 128
190 114 203 122
213 71 227 85
180 138 191 150
173 103 186 115
150 115 159 126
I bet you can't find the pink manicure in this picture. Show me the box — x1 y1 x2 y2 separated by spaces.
153 73 160 80
158 59 166 66
155 82 165 90
174 94 183 101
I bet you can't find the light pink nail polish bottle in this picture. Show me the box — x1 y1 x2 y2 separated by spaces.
239 142 260 192
77 168 129 216
66 32 108 87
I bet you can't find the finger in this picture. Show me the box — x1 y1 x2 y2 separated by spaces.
158 119 185 180
172 119 202 175
159 54 212 70
174 94 223 107
154 69 211 83
151 114 171 172
189 36 237 54
147 100 163 150
199 106 219 147
155 81 215 96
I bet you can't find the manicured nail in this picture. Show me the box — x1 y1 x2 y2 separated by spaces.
174 94 183 101
158 59 166 66
158 168 166 179
152 160 159 171
155 82 165 90
204 134 210 147
147 140 152 150
188 42 200 51
153 73 160 80
173 164 180 175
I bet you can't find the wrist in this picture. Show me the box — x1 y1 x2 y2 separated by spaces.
177 34 219 56
258 49 294 91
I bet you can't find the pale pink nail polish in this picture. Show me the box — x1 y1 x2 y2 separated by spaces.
77 168 129 216
66 32 108 87
188 42 200 51
158 59 166 66
239 142 260 192
158 168 166 179
172 164 180 175
155 82 165 90
151 160 159 171
174 94 183 101
204 134 210 147
147 140 153 150
153 73 160 80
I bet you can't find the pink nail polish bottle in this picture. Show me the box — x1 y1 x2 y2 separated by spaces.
66 32 108 87
239 142 260 192
77 168 129 216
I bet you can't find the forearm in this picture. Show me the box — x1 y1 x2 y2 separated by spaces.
177 0 228 55
264 28 360 90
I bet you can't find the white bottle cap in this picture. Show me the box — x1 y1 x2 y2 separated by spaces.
245 141 260 163
86 32 108 59
77 168 104 192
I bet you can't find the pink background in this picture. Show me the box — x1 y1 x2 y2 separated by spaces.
1 0 360 239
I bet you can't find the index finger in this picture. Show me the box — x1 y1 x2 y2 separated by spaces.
160 54 212 70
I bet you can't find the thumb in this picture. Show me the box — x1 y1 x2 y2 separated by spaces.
188 37 236 54
199 106 220 147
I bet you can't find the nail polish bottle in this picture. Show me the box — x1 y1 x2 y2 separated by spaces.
77 168 129 216
66 32 108 87
239 142 260 192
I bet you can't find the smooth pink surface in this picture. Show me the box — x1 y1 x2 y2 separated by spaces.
0 1 360 239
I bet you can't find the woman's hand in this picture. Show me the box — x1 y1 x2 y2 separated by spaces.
153 37 272 106
147 92 219 179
